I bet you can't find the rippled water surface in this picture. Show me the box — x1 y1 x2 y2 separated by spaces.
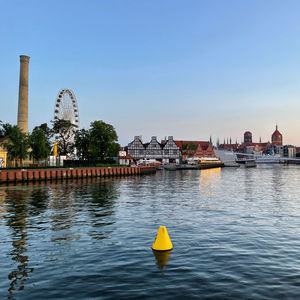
1 165 300 299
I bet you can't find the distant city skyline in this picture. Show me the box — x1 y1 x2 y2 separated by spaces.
1 0 300 146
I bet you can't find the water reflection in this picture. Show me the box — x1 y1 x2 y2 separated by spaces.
0 189 7 220
1 168 300 299
244 167 254 201
272 165 284 198
86 179 119 240
152 250 172 270
28 185 50 216
199 168 221 198
1 178 120 298
5 188 34 296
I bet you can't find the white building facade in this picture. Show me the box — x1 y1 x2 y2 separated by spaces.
127 136 180 164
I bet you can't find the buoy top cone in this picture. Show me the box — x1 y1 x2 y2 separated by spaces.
152 226 173 251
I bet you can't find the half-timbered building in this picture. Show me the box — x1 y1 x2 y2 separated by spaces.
127 136 180 163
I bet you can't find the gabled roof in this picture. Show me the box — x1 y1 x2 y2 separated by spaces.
119 154 133 159
272 129 282 137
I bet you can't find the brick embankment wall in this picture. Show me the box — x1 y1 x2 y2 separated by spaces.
0 166 156 183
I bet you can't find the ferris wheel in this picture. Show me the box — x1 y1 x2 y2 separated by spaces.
54 88 80 128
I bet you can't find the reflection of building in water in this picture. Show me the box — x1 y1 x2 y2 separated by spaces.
199 168 221 186
6 188 34 295
199 168 221 198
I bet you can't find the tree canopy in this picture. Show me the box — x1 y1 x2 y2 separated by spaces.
2 124 30 166
52 119 76 156
74 128 90 160
0 119 120 166
89 120 120 160
29 127 51 162
74 120 120 160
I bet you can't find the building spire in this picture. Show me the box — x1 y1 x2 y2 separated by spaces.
276 124 278 130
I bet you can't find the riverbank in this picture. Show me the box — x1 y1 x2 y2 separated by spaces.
165 162 224 170
0 166 156 183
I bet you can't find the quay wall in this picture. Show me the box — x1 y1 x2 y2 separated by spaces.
0 166 156 183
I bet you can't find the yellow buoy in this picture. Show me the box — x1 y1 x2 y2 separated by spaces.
152 226 173 251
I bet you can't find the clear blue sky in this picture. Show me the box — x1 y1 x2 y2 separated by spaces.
1 0 300 145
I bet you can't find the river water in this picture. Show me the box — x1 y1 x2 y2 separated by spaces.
1 165 300 299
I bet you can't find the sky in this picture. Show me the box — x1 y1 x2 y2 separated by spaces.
1 0 300 146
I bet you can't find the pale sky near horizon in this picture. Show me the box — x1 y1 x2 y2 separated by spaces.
1 0 300 146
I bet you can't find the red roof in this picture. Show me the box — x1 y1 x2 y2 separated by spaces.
175 140 216 158
119 154 133 159
272 129 282 137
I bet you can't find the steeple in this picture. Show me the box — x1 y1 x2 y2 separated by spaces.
272 124 282 145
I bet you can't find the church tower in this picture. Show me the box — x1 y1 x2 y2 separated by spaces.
271 125 282 145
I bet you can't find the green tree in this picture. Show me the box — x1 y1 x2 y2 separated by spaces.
2 125 30 166
74 129 91 160
33 123 52 150
89 120 119 160
187 142 197 151
107 142 121 158
51 119 75 156
0 122 14 138
29 128 51 164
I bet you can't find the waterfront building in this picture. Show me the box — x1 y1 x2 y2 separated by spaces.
267 145 284 156
161 136 181 164
145 136 163 160
174 140 216 161
127 136 145 159
127 136 180 164
118 153 134 165
219 125 285 155
283 145 296 158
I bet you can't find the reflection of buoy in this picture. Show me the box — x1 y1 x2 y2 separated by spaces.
153 249 172 269
152 226 173 251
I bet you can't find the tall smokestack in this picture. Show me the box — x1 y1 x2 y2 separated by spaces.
17 55 30 133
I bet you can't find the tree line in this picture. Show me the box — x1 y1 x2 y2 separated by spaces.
0 119 120 167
